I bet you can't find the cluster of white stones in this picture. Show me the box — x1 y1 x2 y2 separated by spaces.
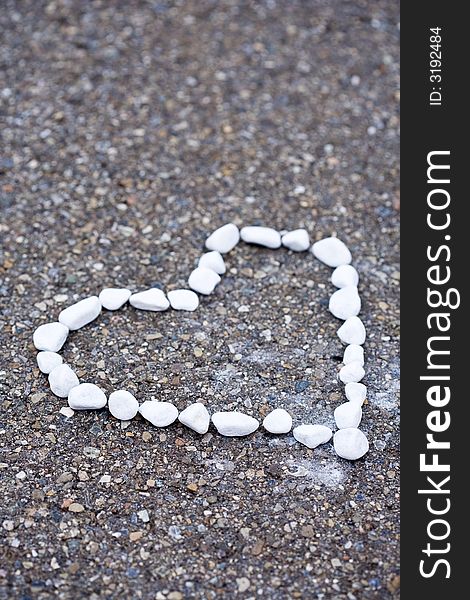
33 224 370 461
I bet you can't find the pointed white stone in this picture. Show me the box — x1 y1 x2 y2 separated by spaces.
205 223 240 254
329 286 361 320
337 316 366 345
168 289 199 311
48 364 79 398
99 288 131 310
333 428 369 460
139 401 178 427
188 267 221 295
312 237 352 267
334 402 362 429
331 264 359 288
178 403 210 434
281 229 310 252
59 296 102 330
240 226 281 249
129 289 170 311
262 408 292 434
68 383 107 410
36 351 63 374
33 322 69 352
345 382 367 405
198 251 226 274
108 390 139 420
212 412 259 436
293 424 333 449
343 345 364 366
339 361 365 384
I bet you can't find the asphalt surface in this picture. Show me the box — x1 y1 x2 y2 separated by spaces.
0 1 400 598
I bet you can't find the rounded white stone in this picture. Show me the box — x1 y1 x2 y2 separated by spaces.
293 424 333 449
59 296 102 330
312 237 352 267
331 264 359 288
178 403 210 434
99 288 131 310
262 408 292 434
329 286 361 320
129 288 170 311
188 267 221 295
281 229 310 252
68 383 107 410
212 412 259 437
334 402 362 429
48 364 79 398
36 351 63 374
343 344 364 366
168 289 199 311
205 223 240 254
139 401 178 427
339 361 365 383
240 226 281 249
337 316 366 345
345 382 367 405
333 428 369 460
108 390 139 420
33 322 69 352
198 251 226 275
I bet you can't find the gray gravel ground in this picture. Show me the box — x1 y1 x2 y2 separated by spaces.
0 1 400 598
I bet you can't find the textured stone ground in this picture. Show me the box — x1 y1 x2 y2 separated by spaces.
0 1 399 598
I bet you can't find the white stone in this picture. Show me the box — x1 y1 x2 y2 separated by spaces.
240 226 281 249
139 401 178 427
198 251 226 274
334 402 362 429
36 351 63 374
343 345 364 366
331 264 359 288
99 288 131 310
205 223 240 254
59 406 74 418
108 390 139 420
33 322 69 352
345 382 367 405
262 408 292 434
212 412 259 437
312 237 352 267
59 296 101 330
48 364 79 398
168 289 199 311
68 383 107 410
293 424 333 449
329 286 361 320
333 428 369 460
188 267 221 295
337 316 366 345
129 288 170 311
178 403 210 434
339 361 365 383
281 229 310 252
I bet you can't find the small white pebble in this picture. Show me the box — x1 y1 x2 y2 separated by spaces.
212 412 259 437
59 296 102 330
59 406 75 418
293 424 333 449
198 251 226 274
329 286 361 320
334 402 362 429
262 408 292 434
139 401 178 427
48 364 79 398
312 237 352 267
188 267 221 295
33 322 69 352
16 471 26 480
331 264 359 288
339 361 365 383
168 289 199 311
108 390 139 420
178 403 210 434
343 345 364 366
281 229 310 252
333 428 369 460
337 316 366 345
345 382 367 405
240 226 281 249
99 288 131 310
205 223 240 254
129 289 170 311
68 383 107 410
36 351 63 374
